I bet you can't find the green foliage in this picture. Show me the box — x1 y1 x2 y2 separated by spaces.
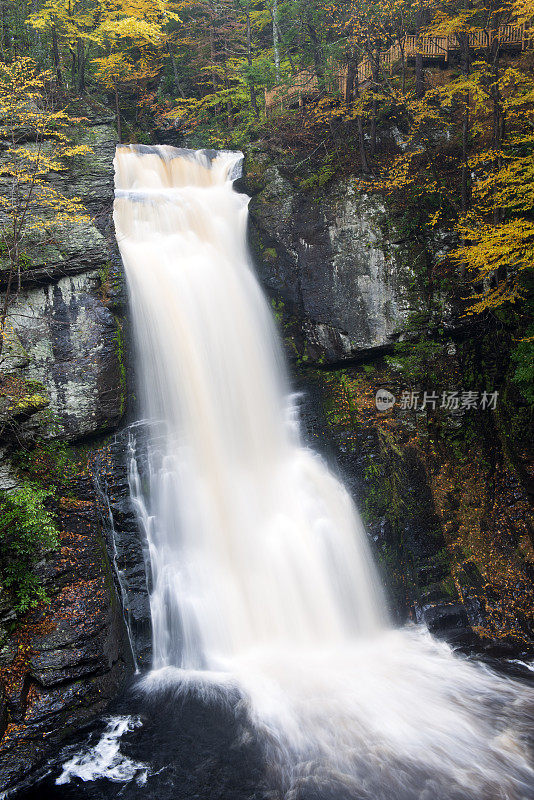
385 338 443 383
99 261 111 286
511 329 534 408
270 297 285 325
299 157 337 191
0 483 59 613
12 436 75 485
361 363 377 375
362 429 407 529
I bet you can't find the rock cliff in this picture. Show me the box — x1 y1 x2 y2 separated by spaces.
0 112 134 793
248 154 429 363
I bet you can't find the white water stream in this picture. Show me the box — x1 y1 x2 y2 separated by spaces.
111 145 534 799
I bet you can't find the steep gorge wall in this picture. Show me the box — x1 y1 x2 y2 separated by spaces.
0 114 135 792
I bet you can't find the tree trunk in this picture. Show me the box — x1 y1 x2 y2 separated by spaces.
167 43 186 99
51 26 63 87
358 113 370 174
0 267 14 360
77 38 85 95
370 50 379 156
0 229 16 360
209 24 220 131
114 87 122 143
415 2 425 97
2 0 12 59
274 15 297 76
222 39 233 131
345 57 356 103
346 54 369 173
246 3 259 119
305 13 325 89
70 48 76 87
415 51 424 97
489 29 503 224
460 33 471 214
0 0 5 60
272 0 280 83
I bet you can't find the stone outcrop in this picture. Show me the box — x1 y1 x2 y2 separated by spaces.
247 154 425 363
8 270 124 440
1 114 126 441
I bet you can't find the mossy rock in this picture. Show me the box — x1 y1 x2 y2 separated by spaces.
0 375 49 430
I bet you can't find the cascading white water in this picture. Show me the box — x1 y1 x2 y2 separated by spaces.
114 145 386 669
114 145 534 799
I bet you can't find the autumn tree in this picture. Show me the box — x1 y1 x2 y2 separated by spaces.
26 0 104 93
453 63 534 313
0 58 90 357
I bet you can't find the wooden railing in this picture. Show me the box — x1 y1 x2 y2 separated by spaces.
266 23 532 113
358 24 529 85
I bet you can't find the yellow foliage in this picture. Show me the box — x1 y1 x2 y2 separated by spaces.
0 59 90 273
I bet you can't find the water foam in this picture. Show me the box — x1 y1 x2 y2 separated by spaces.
56 716 147 786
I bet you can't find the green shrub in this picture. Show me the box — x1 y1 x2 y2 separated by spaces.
0 483 59 613
362 363 376 375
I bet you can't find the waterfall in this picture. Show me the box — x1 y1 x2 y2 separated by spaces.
113 145 534 800
114 145 386 670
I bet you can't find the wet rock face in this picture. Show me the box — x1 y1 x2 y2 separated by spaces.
248 158 420 363
296 371 474 645
0 474 132 792
93 431 152 670
295 363 534 657
60 120 119 220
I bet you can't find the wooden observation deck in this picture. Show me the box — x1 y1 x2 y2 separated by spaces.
265 24 533 114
